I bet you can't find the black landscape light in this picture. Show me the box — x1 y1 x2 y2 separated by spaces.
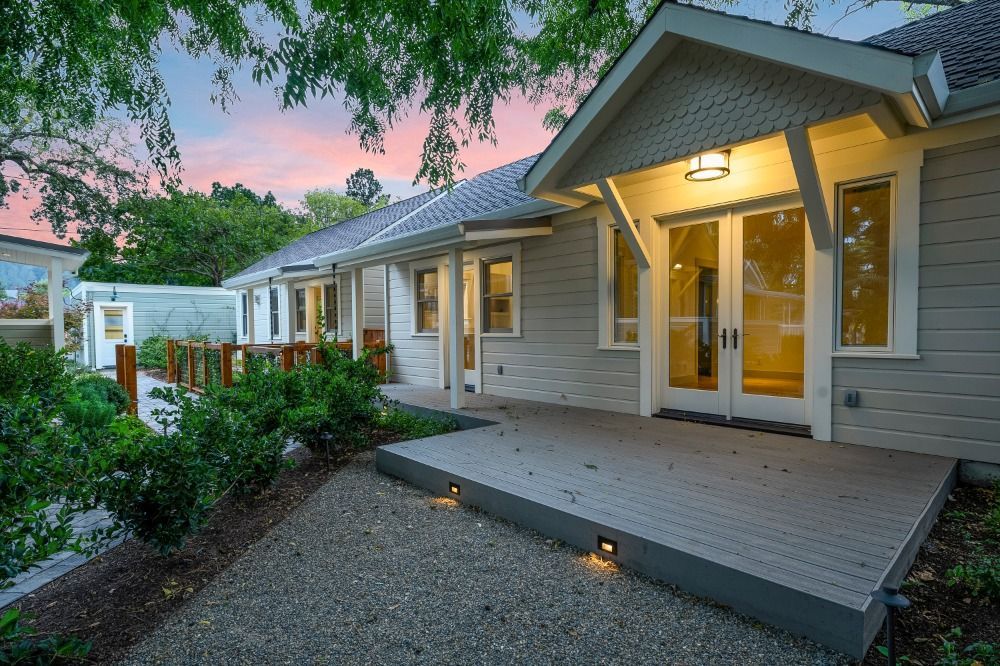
597 535 618 556
871 585 910 666
449 482 461 496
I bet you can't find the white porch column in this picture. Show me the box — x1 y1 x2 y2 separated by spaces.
352 267 364 359
246 287 255 344
383 265 391 378
47 257 63 350
447 247 465 409
284 281 297 343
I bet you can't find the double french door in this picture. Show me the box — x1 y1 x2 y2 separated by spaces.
662 200 809 426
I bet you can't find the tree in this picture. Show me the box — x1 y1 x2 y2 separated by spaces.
301 190 368 229
81 189 309 287
210 182 278 207
4 0 962 218
345 168 386 209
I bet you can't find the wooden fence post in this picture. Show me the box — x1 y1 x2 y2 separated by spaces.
166 339 176 383
115 344 138 415
281 345 294 371
220 342 233 387
186 342 196 390
241 344 250 373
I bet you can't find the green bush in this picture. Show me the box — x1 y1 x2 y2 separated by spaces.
947 555 1000 599
378 407 457 440
136 334 168 369
937 627 999 666
0 340 70 407
73 373 131 413
1 608 91 664
62 395 118 430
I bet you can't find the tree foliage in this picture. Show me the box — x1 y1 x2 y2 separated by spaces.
345 168 386 209
80 188 309 286
301 189 368 229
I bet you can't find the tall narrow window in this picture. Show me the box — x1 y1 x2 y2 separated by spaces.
269 287 280 337
240 293 249 337
295 288 307 333
613 229 639 345
415 269 439 333
324 283 338 333
838 178 893 349
483 257 514 333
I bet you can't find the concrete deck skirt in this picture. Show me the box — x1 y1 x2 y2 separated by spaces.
377 385 956 658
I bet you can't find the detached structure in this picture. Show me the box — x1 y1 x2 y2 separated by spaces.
71 282 236 368
230 0 1000 655
0 234 88 349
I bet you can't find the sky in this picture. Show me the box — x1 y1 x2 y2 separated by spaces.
0 1 911 246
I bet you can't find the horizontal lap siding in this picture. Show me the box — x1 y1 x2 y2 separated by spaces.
88 290 237 347
388 262 438 386
482 218 640 413
0 322 53 347
831 136 1000 463
363 266 385 330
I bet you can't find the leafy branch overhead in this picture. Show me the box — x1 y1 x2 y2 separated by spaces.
2 0 965 225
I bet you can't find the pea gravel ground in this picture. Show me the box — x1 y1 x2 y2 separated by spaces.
121 451 852 665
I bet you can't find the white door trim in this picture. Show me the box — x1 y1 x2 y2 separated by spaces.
94 301 134 368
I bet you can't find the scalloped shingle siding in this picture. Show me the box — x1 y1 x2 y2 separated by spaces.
558 42 882 188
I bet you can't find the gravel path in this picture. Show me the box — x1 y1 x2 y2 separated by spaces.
121 451 851 665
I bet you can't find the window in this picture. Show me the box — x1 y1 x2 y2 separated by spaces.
613 229 639 344
324 283 338 333
415 269 439 333
295 288 307 333
482 257 514 333
240 292 248 337
269 287 280 337
837 178 894 350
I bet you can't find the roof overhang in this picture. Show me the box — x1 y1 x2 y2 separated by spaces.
522 1 948 203
0 234 89 271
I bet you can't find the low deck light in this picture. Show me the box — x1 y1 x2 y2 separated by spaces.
685 151 730 181
449 481 461 496
597 536 618 556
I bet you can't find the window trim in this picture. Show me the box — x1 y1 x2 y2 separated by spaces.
611 226 640 347
240 292 249 337
598 217 641 351
269 286 280 338
294 287 307 334
481 256 515 334
411 264 441 336
834 174 897 353
323 278 340 337
471 242 522 338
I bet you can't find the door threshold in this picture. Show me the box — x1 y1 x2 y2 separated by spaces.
655 409 812 438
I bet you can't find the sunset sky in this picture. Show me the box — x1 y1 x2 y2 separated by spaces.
0 1 910 244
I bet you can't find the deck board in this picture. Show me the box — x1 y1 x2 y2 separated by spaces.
376 385 957 658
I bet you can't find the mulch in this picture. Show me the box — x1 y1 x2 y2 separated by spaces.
861 483 999 665
14 435 399 664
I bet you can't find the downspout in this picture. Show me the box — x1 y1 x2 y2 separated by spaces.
268 276 274 343
330 263 337 339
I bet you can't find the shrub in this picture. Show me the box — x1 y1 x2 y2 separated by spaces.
947 555 1000 599
73 373 131 413
938 627 999 666
137 334 168 369
62 395 118 430
0 608 91 664
0 340 70 407
378 407 457 440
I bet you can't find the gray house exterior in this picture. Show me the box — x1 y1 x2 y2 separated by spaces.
228 1 1000 466
71 282 236 368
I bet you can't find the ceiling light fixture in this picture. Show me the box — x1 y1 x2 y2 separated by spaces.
685 150 731 182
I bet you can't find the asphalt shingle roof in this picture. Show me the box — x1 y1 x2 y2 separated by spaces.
229 188 444 280
357 154 541 247
864 0 1000 90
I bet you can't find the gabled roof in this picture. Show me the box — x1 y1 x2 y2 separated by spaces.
0 233 89 271
227 187 445 283
357 155 541 247
865 0 1000 91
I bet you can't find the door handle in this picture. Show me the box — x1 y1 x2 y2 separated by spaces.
732 328 738 350
719 327 727 350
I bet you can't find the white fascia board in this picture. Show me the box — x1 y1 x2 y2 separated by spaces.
313 225 463 269
222 267 283 289
72 281 235 296
913 51 950 118
524 1 924 199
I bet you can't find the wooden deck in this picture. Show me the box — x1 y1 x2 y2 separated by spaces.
376 385 957 658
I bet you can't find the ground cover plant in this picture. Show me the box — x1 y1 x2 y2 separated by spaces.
3 339 454 661
862 482 1000 666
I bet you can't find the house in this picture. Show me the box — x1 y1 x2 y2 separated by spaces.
235 0 1000 464
71 282 237 368
0 234 89 349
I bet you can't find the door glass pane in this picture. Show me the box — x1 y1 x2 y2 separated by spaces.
669 221 719 391
463 270 475 371
742 206 805 399
840 180 891 347
104 309 125 340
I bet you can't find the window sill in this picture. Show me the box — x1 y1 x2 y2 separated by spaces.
597 344 640 352
410 332 439 338
481 332 521 338
831 351 921 360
